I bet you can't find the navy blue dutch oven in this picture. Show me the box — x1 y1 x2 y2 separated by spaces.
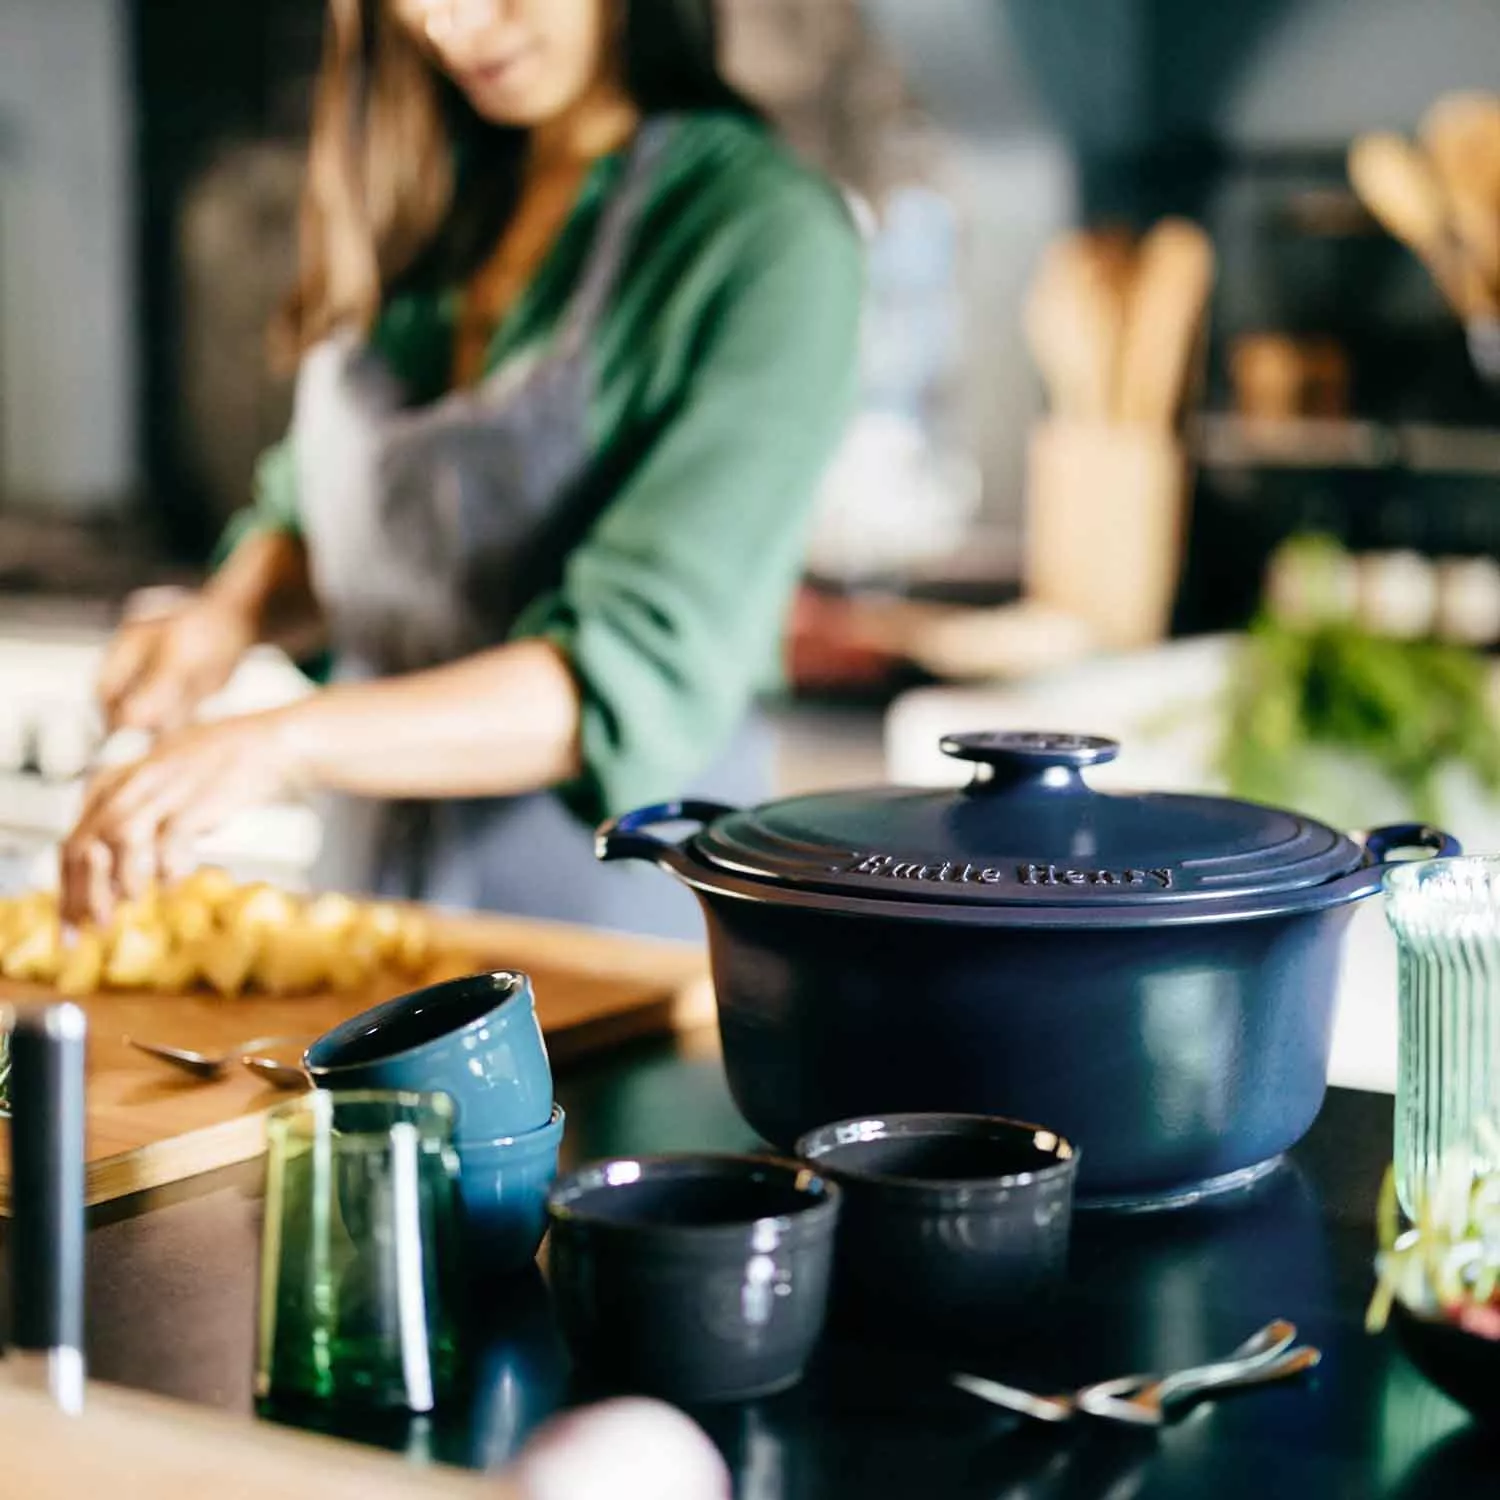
596 732 1459 1207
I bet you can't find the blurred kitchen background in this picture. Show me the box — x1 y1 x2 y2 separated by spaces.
6 0 1500 923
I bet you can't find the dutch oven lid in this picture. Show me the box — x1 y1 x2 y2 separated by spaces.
690 732 1367 908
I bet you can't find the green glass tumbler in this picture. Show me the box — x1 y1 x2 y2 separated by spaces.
256 1090 464 1414
1386 857 1500 1219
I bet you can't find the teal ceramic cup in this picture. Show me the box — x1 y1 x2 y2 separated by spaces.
304 971 553 1142
456 1104 566 1280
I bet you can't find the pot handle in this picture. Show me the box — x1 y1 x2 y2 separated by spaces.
1362 824 1462 865
595 801 739 868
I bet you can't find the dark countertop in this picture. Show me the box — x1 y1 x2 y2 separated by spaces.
30 1036 1500 1498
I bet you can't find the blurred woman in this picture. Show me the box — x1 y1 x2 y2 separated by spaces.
63 0 862 936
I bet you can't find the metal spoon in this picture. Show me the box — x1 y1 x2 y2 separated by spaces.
1076 1344 1322 1427
127 1036 308 1087
128 1039 238 1081
239 1052 310 1092
951 1319 1297 1423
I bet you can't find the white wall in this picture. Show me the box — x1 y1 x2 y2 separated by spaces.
0 0 135 512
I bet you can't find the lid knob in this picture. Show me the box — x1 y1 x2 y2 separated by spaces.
940 731 1120 791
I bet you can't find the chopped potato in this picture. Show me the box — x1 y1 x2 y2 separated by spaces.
227 883 299 934
360 904 430 975
0 870 435 997
362 902 404 953
305 892 361 932
56 931 106 997
325 933 381 993
114 889 163 927
198 931 261 997
392 913 432 976
2 918 62 984
3 894 54 949
163 894 216 947
177 866 237 907
253 925 333 995
104 921 169 990
155 943 203 995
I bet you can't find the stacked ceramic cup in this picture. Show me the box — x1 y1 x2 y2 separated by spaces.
304 971 564 1280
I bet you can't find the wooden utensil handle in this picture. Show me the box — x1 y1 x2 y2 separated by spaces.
1116 219 1215 427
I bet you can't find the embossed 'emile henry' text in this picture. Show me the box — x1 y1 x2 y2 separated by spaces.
845 854 1174 890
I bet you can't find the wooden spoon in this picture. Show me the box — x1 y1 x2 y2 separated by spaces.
1115 218 1216 427
1023 231 1128 421
1086 224 1138 410
1085 223 1138 310
1348 131 1495 319
1419 91 1500 289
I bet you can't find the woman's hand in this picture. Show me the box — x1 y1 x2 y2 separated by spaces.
97 591 258 734
62 635 584 925
60 711 299 927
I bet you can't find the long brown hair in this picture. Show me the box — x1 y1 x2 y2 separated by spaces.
273 0 755 368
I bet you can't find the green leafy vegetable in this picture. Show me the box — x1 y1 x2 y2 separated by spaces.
1220 536 1500 825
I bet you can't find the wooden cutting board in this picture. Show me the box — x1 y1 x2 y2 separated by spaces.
0 909 713 1209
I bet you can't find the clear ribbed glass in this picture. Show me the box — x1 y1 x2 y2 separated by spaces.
1386 857 1500 1219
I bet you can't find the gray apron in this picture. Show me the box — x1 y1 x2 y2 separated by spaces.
291 119 769 939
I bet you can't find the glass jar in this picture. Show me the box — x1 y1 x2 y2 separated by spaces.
1386 856 1500 1218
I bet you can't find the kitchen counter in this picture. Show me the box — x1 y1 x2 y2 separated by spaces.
2 1015 1490 1496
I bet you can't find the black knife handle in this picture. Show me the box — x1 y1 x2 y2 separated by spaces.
9 1004 86 1357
